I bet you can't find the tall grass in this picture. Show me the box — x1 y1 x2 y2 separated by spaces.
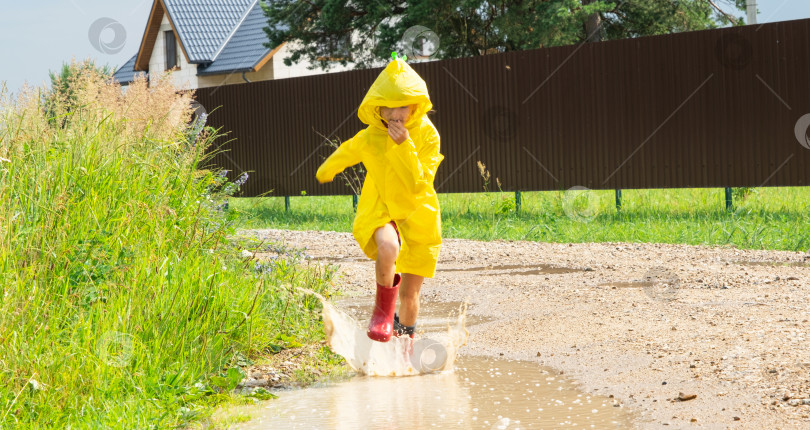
229 187 810 252
0 67 332 428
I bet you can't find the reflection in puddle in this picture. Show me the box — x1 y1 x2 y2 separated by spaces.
441 264 584 274
235 355 632 429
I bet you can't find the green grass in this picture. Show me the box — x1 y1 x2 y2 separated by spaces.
229 187 810 252
0 70 335 428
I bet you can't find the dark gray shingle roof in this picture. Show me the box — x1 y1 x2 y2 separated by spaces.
163 0 255 63
114 0 283 83
112 54 148 85
196 3 274 75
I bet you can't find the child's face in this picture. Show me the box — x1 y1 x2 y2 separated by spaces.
380 105 415 126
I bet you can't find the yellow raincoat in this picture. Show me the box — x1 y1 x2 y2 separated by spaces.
316 58 443 278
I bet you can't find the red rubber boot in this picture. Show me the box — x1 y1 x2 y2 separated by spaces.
367 274 401 342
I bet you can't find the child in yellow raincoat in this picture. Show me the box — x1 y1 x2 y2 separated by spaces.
316 54 443 343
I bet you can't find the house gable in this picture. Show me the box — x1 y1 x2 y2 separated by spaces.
134 0 189 71
147 14 199 89
114 0 351 88
136 0 256 71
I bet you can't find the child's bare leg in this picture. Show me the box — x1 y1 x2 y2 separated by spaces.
367 223 401 342
398 274 424 327
373 223 399 286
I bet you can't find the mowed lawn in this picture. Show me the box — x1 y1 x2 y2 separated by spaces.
229 187 810 252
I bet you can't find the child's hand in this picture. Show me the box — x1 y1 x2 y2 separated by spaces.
388 120 409 144
315 166 333 184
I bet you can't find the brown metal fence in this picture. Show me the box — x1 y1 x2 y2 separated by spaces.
195 18 810 197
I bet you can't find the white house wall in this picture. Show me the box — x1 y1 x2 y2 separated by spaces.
149 15 199 89
271 42 353 80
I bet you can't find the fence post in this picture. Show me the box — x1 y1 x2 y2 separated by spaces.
515 191 522 213
352 194 358 212
285 196 290 212
615 189 622 211
725 187 733 211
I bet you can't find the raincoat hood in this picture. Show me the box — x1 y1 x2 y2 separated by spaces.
358 58 433 130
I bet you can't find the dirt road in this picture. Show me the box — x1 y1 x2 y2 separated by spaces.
247 228 810 429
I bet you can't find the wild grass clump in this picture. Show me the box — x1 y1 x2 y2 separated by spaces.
0 64 332 428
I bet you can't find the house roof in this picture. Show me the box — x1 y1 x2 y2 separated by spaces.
196 4 282 75
112 54 149 85
163 0 255 64
113 0 281 83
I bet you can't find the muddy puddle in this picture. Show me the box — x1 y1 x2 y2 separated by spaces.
598 278 678 302
313 255 368 263
734 260 810 268
598 281 653 289
310 259 591 277
234 296 633 428
440 263 584 275
235 355 633 429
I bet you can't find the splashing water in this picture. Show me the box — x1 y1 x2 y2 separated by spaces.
305 290 469 376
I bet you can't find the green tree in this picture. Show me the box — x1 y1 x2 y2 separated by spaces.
262 0 746 70
45 60 113 122
48 60 113 99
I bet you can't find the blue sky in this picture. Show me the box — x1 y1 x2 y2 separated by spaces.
0 1 808 93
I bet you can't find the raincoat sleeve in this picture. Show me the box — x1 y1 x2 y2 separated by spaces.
384 123 444 194
316 130 365 184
